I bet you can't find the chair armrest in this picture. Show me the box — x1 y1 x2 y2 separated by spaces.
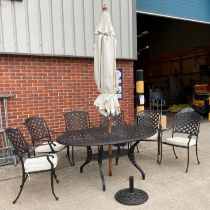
50 130 65 134
185 134 194 146
158 127 173 142
187 134 193 141
160 127 172 133
26 143 35 150
46 155 56 168
46 141 56 153
34 141 56 153
35 141 56 146
25 143 36 156
28 154 55 159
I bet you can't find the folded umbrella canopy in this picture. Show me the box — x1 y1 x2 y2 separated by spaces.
94 6 120 176
94 7 120 117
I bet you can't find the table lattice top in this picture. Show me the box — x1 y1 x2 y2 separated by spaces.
56 124 156 147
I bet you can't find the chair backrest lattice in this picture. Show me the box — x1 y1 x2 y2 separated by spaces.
24 117 51 145
173 111 201 136
5 128 29 157
136 110 160 130
100 112 124 128
64 111 90 131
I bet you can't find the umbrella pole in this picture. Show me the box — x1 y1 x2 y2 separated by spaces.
108 115 112 176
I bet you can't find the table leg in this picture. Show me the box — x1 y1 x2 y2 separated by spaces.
98 146 106 191
80 146 92 173
128 140 145 180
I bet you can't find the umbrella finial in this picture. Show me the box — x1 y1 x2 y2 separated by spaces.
102 4 107 10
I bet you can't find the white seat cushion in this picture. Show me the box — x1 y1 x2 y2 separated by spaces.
164 137 196 147
35 142 65 153
24 154 58 173
145 132 158 141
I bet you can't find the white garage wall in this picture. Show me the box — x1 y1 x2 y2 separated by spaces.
0 0 137 59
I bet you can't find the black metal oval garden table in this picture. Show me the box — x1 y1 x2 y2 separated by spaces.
56 124 156 191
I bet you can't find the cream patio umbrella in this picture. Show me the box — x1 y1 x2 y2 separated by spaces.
94 5 120 176
94 5 120 117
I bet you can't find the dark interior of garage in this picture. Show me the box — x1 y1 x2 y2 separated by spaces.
135 13 210 114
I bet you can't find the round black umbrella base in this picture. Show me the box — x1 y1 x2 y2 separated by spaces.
115 188 149 205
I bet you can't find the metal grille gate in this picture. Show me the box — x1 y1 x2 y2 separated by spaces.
0 94 16 166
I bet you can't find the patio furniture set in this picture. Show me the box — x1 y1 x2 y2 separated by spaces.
5 110 201 204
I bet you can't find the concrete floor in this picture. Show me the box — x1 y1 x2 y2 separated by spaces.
0 115 209 210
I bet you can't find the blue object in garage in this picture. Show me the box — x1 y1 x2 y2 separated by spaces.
136 0 210 23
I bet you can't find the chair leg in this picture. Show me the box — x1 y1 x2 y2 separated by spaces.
157 143 160 164
186 148 190 173
172 146 178 159
51 169 58 200
71 146 75 166
13 173 28 204
53 172 59 184
66 146 73 166
159 143 162 165
196 144 200 164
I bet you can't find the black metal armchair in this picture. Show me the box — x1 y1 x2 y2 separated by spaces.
100 112 124 128
64 111 90 166
24 117 72 165
136 110 162 163
5 128 59 204
160 111 201 172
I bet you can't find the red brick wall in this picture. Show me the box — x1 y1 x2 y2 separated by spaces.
0 55 134 140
